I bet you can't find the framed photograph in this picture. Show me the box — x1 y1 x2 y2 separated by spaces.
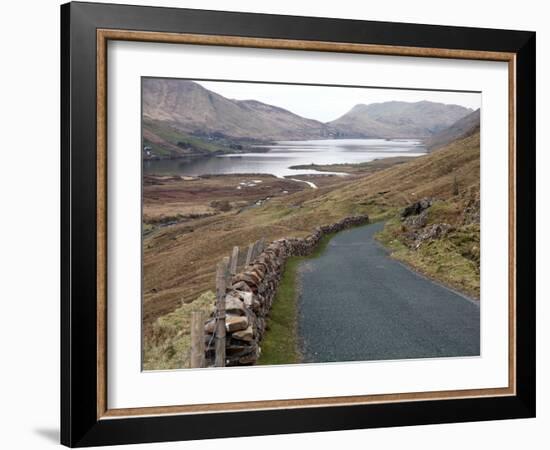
61 1 536 447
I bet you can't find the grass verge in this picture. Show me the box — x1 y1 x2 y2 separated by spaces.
376 217 480 298
258 231 343 365
257 256 302 365
143 291 216 370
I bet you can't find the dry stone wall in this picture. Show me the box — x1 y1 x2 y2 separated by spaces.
204 214 369 366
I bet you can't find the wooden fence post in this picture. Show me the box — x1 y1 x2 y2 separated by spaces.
251 241 258 262
245 243 254 266
214 257 229 367
258 237 265 254
230 246 239 275
190 310 205 368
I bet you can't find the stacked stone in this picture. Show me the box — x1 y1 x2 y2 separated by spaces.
204 214 369 366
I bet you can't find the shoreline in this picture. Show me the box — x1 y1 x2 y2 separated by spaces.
144 136 428 162
142 145 271 162
143 153 420 180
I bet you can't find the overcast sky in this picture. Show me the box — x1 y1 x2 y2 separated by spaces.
197 80 481 123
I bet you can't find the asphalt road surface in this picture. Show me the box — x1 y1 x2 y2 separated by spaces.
298 221 480 363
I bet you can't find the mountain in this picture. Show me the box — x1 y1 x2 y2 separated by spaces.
142 79 476 158
142 79 333 157
424 109 480 151
327 101 473 138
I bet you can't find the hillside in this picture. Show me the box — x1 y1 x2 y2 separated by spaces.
424 108 480 151
328 101 473 138
143 130 480 368
143 133 479 369
142 118 235 159
142 79 332 151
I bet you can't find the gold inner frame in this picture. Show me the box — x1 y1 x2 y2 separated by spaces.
96 29 517 420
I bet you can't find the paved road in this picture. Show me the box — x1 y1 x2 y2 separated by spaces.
298 221 480 363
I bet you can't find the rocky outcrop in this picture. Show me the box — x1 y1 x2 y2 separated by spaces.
462 195 480 225
401 198 433 218
204 214 370 366
400 198 453 249
408 223 453 249
403 210 429 229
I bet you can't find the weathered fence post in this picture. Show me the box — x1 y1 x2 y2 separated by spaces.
230 246 239 275
190 310 205 368
258 237 266 254
251 241 259 261
214 257 230 367
245 242 254 266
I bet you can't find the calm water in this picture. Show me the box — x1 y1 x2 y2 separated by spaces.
143 139 427 177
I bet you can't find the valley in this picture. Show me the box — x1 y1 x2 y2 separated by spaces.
141 78 481 370
143 130 480 369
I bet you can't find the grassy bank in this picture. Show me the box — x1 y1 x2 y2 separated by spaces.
375 201 480 298
256 256 301 365
258 233 337 365
143 291 216 370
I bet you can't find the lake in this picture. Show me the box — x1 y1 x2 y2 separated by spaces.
143 138 427 177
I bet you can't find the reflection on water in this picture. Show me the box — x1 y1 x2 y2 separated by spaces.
143 138 427 177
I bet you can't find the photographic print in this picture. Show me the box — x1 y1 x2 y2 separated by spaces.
141 78 481 370
62 5 535 444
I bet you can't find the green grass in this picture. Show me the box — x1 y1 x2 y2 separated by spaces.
288 157 411 174
257 256 302 365
143 291 216 370
143 119 230 156
258 232 340 365
426 200 462 223
143 138 172 157
376 215 480 298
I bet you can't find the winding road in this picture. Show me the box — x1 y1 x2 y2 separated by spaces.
298 221 480 363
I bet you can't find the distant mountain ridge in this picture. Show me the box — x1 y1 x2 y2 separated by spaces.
142 79 476 158
143 78 333 142
327 101 473 138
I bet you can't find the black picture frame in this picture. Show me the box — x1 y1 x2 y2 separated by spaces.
61 1 536 447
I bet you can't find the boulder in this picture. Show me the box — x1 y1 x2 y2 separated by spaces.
231 281 252 292
226 315 248 332
237 291 254 308
401 198 433 218
226 343 255 356
413 223 453 249
232 326 254 342
403 210 428 229
225 295 246 315
237 349 260 365
233 271 262 290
